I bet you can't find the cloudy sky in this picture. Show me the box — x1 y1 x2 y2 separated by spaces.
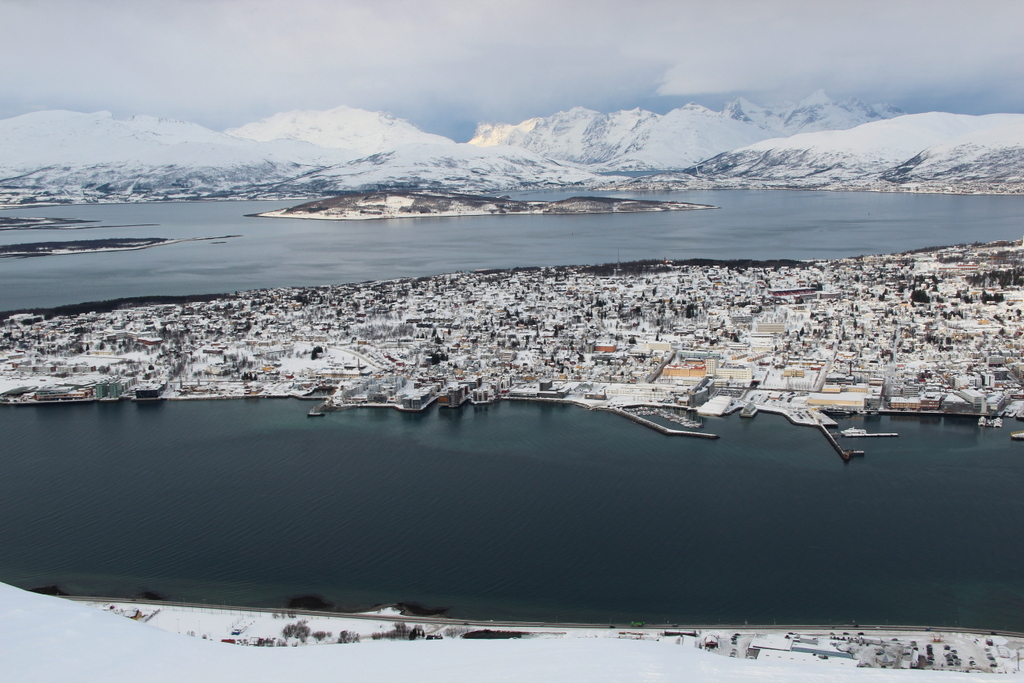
2 0 1022 140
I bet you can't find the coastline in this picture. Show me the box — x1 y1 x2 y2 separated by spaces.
35 592 1021 676
59 594 1024 637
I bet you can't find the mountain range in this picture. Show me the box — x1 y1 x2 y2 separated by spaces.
468 90 905 170
1 92 1021 204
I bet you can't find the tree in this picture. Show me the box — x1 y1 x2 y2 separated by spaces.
282 619 311 643
910 289 930 304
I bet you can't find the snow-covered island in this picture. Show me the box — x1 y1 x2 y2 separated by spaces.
255 192 715 221
0 235 240 258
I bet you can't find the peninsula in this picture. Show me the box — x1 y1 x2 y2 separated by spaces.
3 240 1024 443
255 191 715 221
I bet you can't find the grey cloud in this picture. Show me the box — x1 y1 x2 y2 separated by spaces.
0 0 1021 140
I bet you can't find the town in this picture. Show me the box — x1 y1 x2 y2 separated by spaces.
3 240 1024 443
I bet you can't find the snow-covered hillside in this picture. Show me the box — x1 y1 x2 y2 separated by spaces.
882 119 1024 186
271 143 603 195
227 105 454 155
0 110 352 202
0 582 992 683
469 92 903 171
688 113 1024 185
0 110 596 203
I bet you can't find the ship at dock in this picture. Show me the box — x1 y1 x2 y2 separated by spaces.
839 427 898 438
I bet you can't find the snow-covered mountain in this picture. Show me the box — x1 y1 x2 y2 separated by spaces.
3 98 1022 204
723 90 904 136
469 92 903 171
471 105 769 171
686 113 1024 186
0 109 592 203
881 119 1024 186
0 110 353 202
227 105 454 155
269 143 603 195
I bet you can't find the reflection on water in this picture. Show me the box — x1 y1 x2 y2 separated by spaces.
1 400 1023 629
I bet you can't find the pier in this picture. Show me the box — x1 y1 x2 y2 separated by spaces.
601 407 719 439
818 424 863 462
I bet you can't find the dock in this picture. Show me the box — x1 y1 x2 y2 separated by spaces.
601 407 719 439
818 424 864 462
840 432 898 438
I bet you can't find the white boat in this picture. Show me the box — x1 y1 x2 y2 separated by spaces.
979 417 1003 428
840 427 899 438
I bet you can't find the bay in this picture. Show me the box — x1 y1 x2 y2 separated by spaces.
1 190 1023 311
1 400 1022 629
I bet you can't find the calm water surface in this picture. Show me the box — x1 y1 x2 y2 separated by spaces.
1 401 1022 629
2 190 1023 310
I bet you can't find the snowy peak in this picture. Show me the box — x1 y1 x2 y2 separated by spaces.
723 90 904 135
468 92 904 171
0 109 349 169
0 109 357 203
226 105 454 155
469 105 766 170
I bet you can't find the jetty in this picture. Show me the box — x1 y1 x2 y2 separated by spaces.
819 424 864 462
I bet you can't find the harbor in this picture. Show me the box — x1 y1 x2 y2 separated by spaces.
601 406 719 439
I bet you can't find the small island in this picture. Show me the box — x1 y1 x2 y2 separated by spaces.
255 191 715 221
0 235 240 258
0 216 96 231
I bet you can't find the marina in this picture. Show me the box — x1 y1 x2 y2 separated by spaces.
603 406 719 439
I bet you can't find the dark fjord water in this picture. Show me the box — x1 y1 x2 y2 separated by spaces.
2 190 1024 310
2 400 1023 629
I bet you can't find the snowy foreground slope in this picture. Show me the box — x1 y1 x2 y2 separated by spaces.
0 583 982 683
